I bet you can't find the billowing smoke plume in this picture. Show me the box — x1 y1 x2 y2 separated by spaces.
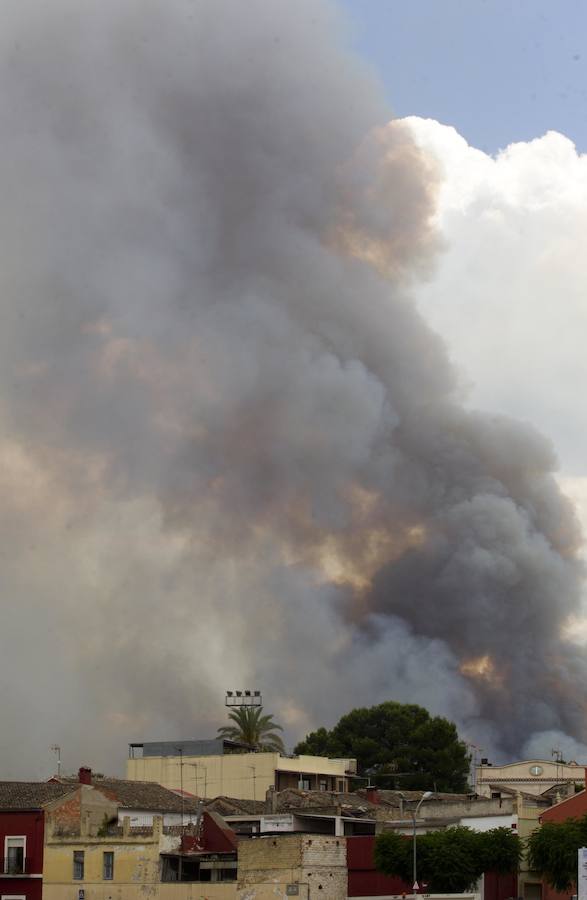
0 0 584 777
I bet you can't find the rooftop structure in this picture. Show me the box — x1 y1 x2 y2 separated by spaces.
127 743 356 801
128 738 252 758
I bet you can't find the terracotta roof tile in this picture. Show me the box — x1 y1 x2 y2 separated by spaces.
0 782 76 810
55 777 202 814
204 796 265 816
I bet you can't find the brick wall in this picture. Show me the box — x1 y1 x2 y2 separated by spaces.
301 836 346 868
49 791 82 833
238 834 347 900
239 835 303 874
302 836 347 900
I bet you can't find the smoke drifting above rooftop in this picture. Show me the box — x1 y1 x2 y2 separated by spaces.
0 0 584 776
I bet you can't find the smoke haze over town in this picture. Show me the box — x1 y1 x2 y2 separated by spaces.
1 0 587 777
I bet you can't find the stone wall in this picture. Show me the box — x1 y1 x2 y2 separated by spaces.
237 834 347 900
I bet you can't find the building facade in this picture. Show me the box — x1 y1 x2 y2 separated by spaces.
0 809 45 900
237 833 347 900
476 760 587 798
0 782 76 900
43 787 238 900
127 741 356 801
50 768 202 826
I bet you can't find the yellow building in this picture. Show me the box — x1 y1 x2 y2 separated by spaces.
42 782 237 900
476 758 586 798
516 791 550 900
127 741 356 801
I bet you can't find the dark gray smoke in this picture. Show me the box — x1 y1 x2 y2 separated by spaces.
0 0 583 777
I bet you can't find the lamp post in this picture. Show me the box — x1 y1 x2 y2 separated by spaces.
398 791 432 896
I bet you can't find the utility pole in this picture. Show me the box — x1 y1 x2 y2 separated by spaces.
178 748 184 826
176 747 184 883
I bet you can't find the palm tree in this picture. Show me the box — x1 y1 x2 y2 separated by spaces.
217 706 285 753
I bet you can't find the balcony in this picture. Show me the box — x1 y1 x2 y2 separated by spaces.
2 857 32 876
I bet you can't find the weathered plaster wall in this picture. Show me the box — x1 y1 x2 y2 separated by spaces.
237 834 346 900
43 884 236 900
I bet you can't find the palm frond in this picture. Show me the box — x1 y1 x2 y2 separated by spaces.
216 706 285 751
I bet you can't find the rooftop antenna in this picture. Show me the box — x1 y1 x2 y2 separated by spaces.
176 747 185 826
176 747 184 884
51 745 61 777
225 690 262 708
552 746 563 784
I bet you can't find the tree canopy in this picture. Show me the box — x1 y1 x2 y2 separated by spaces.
294 701 470 791
527 815 587 892
375 827 521 893
217 706 285 753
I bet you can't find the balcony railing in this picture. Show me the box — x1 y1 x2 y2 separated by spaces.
2 857 32 876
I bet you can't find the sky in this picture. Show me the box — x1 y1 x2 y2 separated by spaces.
1 0 587 779
338 1 587 489
340 0 587 154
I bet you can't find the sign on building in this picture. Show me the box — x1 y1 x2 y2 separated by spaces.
577 847 587 900
260 814 294 832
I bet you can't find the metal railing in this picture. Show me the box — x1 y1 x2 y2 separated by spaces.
2 857 32 875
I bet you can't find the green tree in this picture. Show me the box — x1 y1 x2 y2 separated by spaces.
477 826 524 875
375 827 521 893
527 816 587 892
217 706 285 753
373 831 411 883
294 701 470 791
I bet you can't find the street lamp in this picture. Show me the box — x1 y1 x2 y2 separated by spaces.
398 791 433 896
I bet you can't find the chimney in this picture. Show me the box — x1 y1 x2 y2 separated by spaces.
365 786 379 805
78 766 92 785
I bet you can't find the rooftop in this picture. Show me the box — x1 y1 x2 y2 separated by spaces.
205 788 379 819
0 782 76 810
52 776 203 815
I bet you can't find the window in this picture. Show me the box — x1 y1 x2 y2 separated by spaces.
4 837 25 875
73 851 84 880
1 895 26 900
298 779 310 790
319 780 327 791
103 852 114 881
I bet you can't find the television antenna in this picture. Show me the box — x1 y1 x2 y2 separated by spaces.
51 745 61 777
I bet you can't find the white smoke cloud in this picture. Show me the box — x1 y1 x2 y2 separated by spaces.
406 117 587 481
